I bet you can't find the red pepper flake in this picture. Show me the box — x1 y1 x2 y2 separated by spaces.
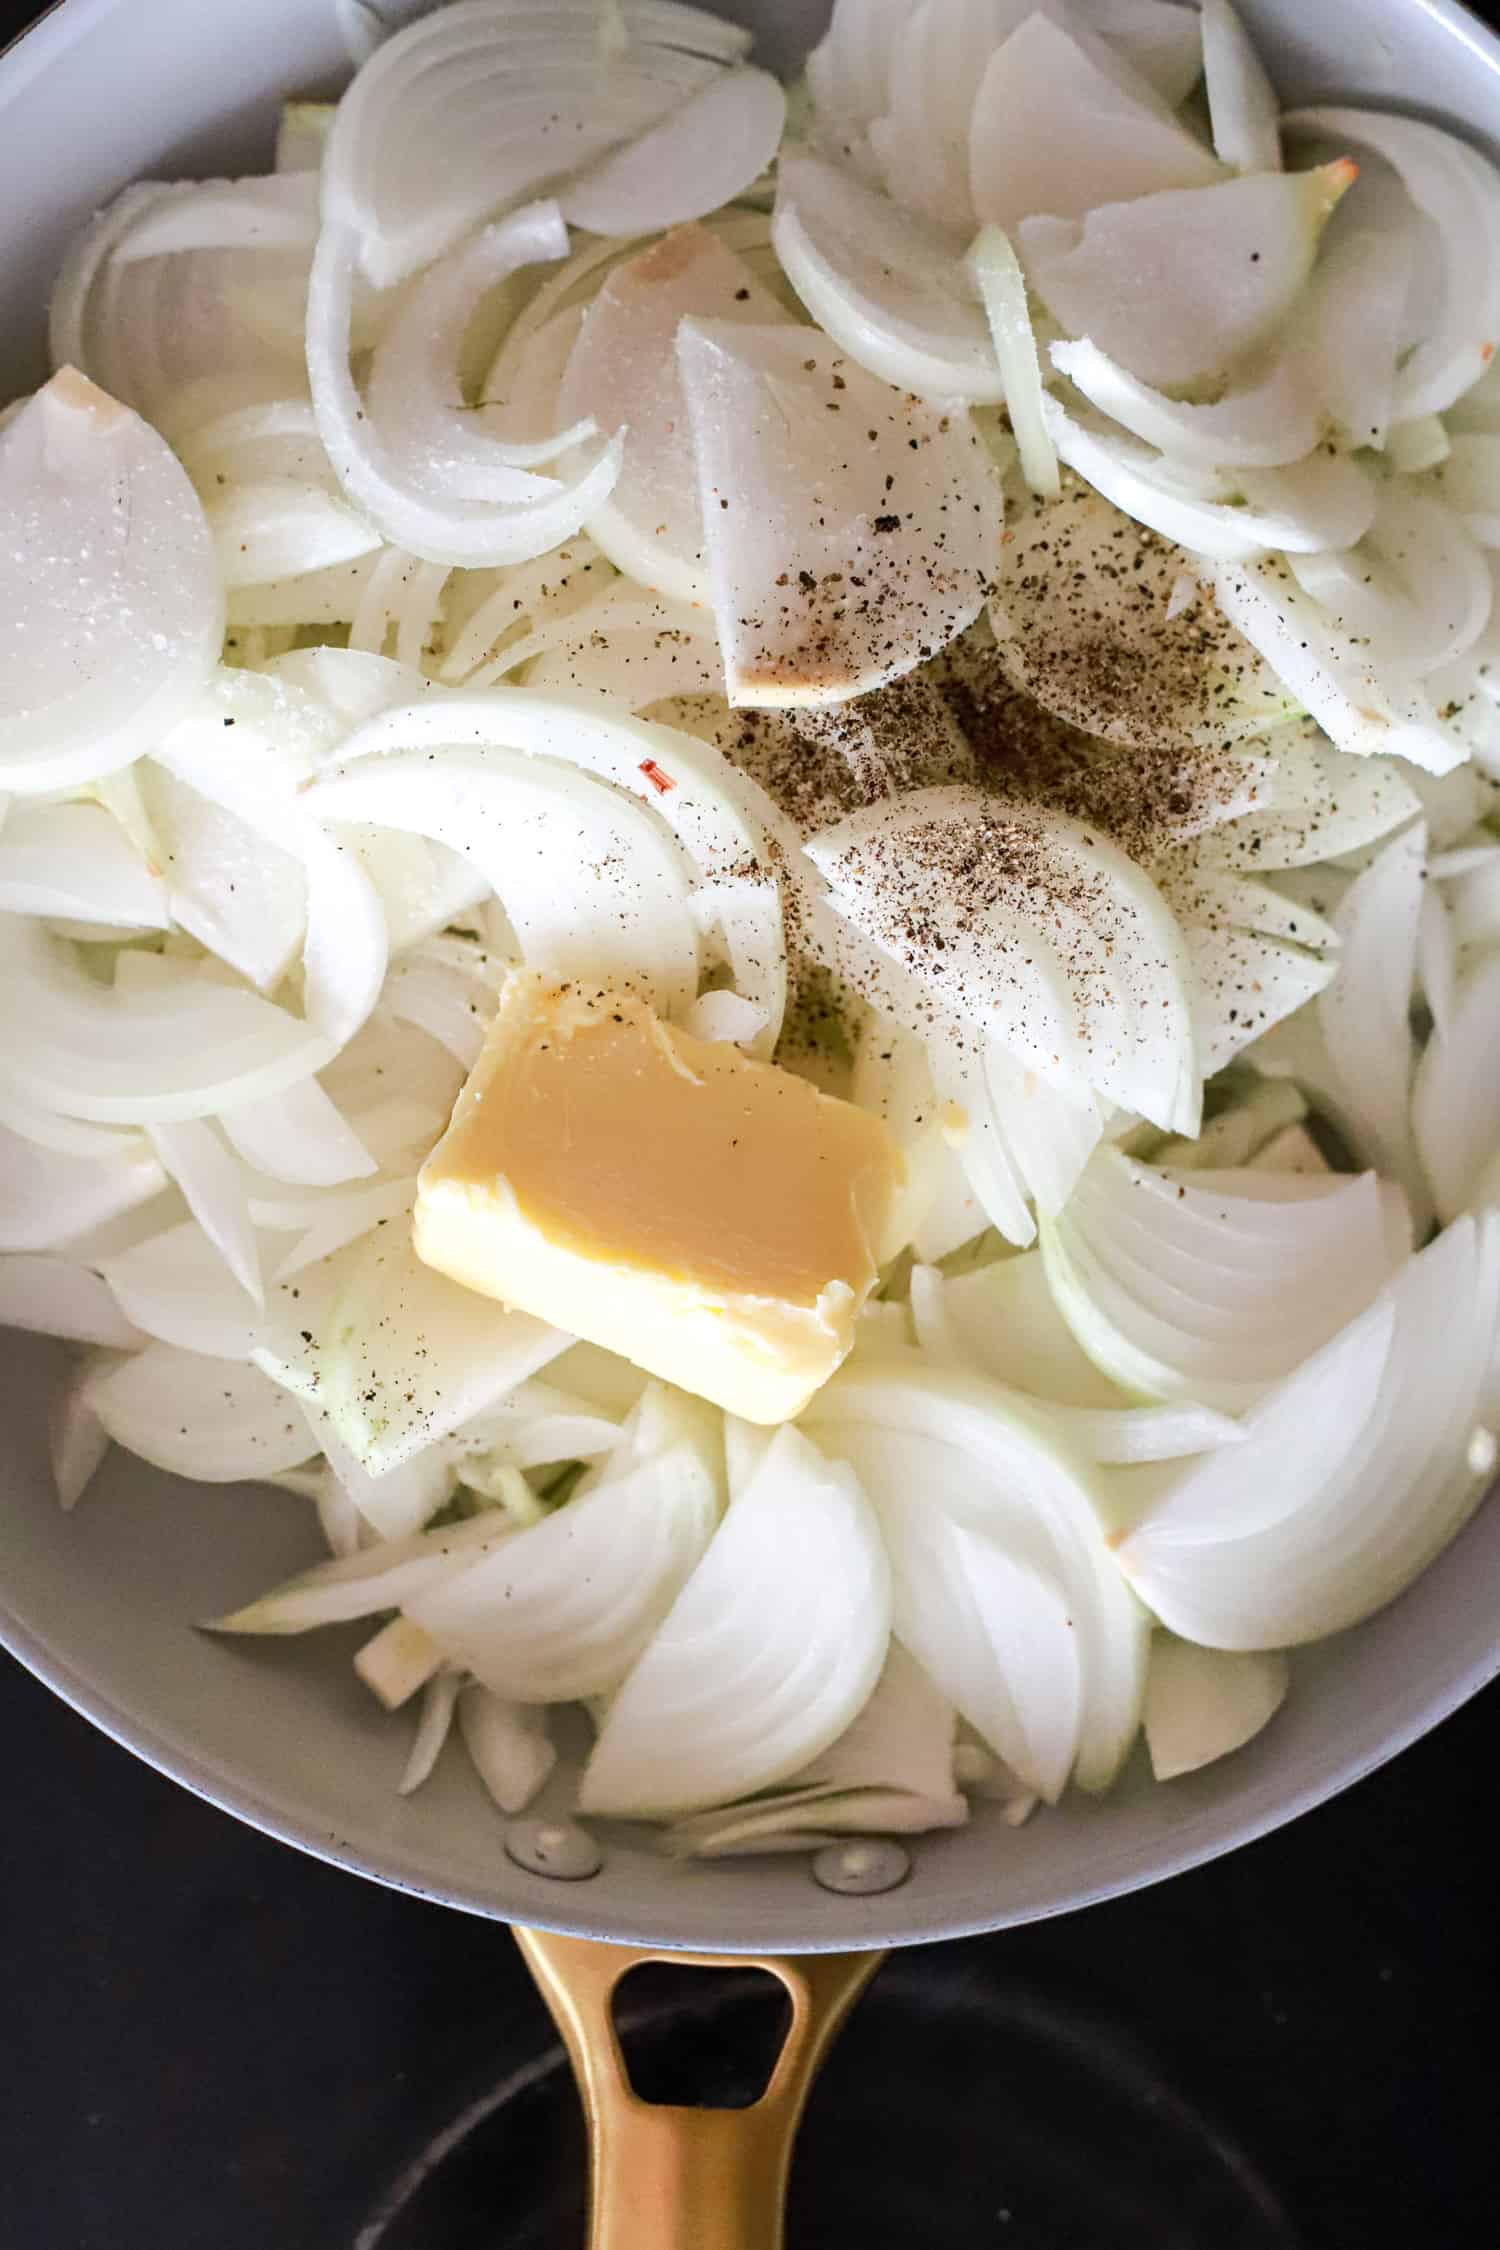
639 758 676 794
1484 340 1496 364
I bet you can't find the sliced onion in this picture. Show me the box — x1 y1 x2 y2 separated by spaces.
805 1358 1149 1793
210 1510 511 1634
307 744 697 1016
1286 484 1492 679
969 14 1222 233
109 173 320 262
771 153 1001 404
321 0 749 287
1051 336 1318 471
399 1668 463 1795
0 802 168 928
676 319 1000 705
310 688 786 1047
0 1255 145 1349
306 212 625 569
557 222 787 605
580 1423 890 1818
0 1115 165 1254
1038 1146 1397 1410
49 1357 111 1510
1196 722 1420 872
928 1250 1126 1407
305 1227 568 1475
1285 107 1500 418
559 64 785 236
204 480 381 590
146 1118 262 1304
219 1079 377 1189
98 1221 265 1359
1143 1639 1288 1780
457 1688 557 1813
987 483 1294 748
84 1345 317 1484
969 225 1058 498
1412 949 1500 1221
806 786 1199 1132
1023 164 1348 391
1045 396 1375 561
266 1177 416 1282
0 918 332 1125
1317 822 1431 1226
1211 556 1464 773
1298 226 1412 454
409 1436 721 1701
1200 0 1279 174
1119 1214 1500 1645
0 371 221 794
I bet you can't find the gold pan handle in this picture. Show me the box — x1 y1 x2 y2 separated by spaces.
515 1926 884 2250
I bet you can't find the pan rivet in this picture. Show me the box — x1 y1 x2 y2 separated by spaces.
505 1816 603 1881
811 1838 910 1895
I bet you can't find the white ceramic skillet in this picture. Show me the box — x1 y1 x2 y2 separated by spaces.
4 2 1500 2239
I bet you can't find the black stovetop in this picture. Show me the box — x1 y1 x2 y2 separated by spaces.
3 1648 1496 2248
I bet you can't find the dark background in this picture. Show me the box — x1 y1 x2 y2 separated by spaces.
2 0 1498 2242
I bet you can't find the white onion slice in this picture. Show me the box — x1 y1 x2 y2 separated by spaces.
968 226 1058 498
306 213 624 569
1413 949 1500 1222
559 64 785 236
805 1359 1148 1793
109 173 320 262
1318 823 1431 1227
557 222 787 605
211 1512 510 1634
84 1345 317 1484
1196 724 1420 872
1200 0 1279 174
0 802 168 927
49 1357 111 1510
0 371 221 794
1211 557 1464 773
676 319 1000 705
1285 106 1500 418
1119 1214 1500 1645
304 1227 568 1476
1050 336 1318 471
204 481 381 589
398 1668 463 1796
1022 164 1348 390
310 688 785 1047
1143 1639 1288 1780
98 1222 265 1359
0 1255 145 1350
771 153 1001 404
0 1116 165 1255
306 744 698 1016
1286 484 1492 678
409 1436 721 1701
928 1250 1124 1408
458 1688 557 1813
1044 396 1375 560
1299 227 1412 454
1038 1147 1397 1410
0 918 332 1125
321 0 748 286
580 1424 890 1818
219 1079 377 1189
147 1118 262 1305
969 14 1221 232
807 786 1199 1133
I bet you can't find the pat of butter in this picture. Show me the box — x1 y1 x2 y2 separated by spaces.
413 974 904 1424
